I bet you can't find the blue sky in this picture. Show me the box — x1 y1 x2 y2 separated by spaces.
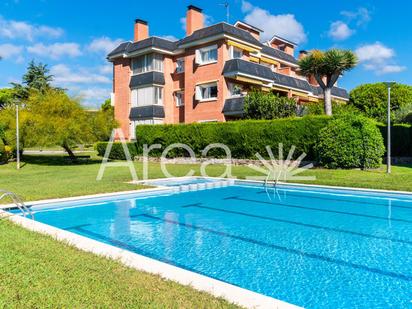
0 0 410 107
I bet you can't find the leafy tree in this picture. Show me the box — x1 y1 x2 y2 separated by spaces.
101 98 113 113
23 89 92 160
299 49 357 116
244 91 297 120
11 60 55 100
0 88 15 110
89 108 118 142
349 83 412 122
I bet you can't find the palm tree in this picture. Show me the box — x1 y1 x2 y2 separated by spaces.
299 49 357 116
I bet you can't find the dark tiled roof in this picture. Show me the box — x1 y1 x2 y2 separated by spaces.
129 106 165 120
126 37 177 53
331 87 349 99
129 72 165 88
223 59 273 81
272 72 313 92
222 97 245 115
108 37 177 58
178 22 261 47
310 85 349 99
260 45 298 65
107 42 131 57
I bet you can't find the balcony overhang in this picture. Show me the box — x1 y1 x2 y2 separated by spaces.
129 105 165 120
129 72 165 88
222 97 245 116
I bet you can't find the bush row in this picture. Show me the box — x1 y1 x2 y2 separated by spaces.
95 117 412 163
377 123 412 157
96 116 331 160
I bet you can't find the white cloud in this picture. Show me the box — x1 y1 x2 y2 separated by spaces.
241 1 306 43
27 42 82 59
356 42 394 62
50 64 111 85
341 7 371 26
159 35 178 41
241 1 253 13
87 37 123 54
355 42 406 75
328 21 354 41
0 16 63 41
0 43 23 59
77 87 111 107
98 64 112 74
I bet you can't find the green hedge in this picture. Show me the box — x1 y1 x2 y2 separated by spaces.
95 117 412 161
95 141 138 160
134 116 331 160
378 123 412 157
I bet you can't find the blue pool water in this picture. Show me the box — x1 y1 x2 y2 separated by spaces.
23 182 412 308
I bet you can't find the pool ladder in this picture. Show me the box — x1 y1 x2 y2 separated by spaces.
0 190 34 220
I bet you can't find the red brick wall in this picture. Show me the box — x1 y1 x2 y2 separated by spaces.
183 40 229 123
113 58 131 139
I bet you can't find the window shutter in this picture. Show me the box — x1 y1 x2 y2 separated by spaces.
195 86 202 100
131 89 138 107
195 49 201 64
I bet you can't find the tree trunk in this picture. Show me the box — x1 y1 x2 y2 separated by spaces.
62 143 76 161
324 87 333 116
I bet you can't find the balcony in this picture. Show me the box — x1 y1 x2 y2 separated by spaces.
129 71 165 88
129 105 165 120
223 59 273 85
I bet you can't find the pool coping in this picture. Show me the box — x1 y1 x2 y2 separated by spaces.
1 176 411 210
0 209 301 309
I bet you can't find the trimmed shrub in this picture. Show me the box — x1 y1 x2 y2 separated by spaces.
0 139 7 164
377 123 412 157
349 83 412 122
244 91 297 120
316 115 385 169
135 116 331 160
95 142 138 160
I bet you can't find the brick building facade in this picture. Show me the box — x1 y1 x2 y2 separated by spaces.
108 5 348 139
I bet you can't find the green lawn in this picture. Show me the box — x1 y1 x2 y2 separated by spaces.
1 154 411 308
0 220 239 308
0 154 411 204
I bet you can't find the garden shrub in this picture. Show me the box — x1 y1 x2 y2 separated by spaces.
244 91 297 120
134 116 331 160
0 139 7 164
316 115 385 169
377 123 412 157
95 142 138 160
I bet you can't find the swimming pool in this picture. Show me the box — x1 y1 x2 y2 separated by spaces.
12 180 412 308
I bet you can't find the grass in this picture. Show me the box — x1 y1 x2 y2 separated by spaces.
0 154 411 203
0 220 239 308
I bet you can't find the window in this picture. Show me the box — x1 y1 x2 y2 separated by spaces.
131 53 163 75
131 86 163 106
195 45 218 65
175 91 184 106
228 83 244 97
231 46 243 59
195 82 218 101
176 58 184 73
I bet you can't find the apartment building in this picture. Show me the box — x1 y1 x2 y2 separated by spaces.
107 5 349 139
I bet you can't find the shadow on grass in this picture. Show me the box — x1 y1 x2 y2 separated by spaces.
22 154 103 166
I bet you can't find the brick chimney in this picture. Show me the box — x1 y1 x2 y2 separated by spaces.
134 19 149 42
299 50 308 60
186 5 204 36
